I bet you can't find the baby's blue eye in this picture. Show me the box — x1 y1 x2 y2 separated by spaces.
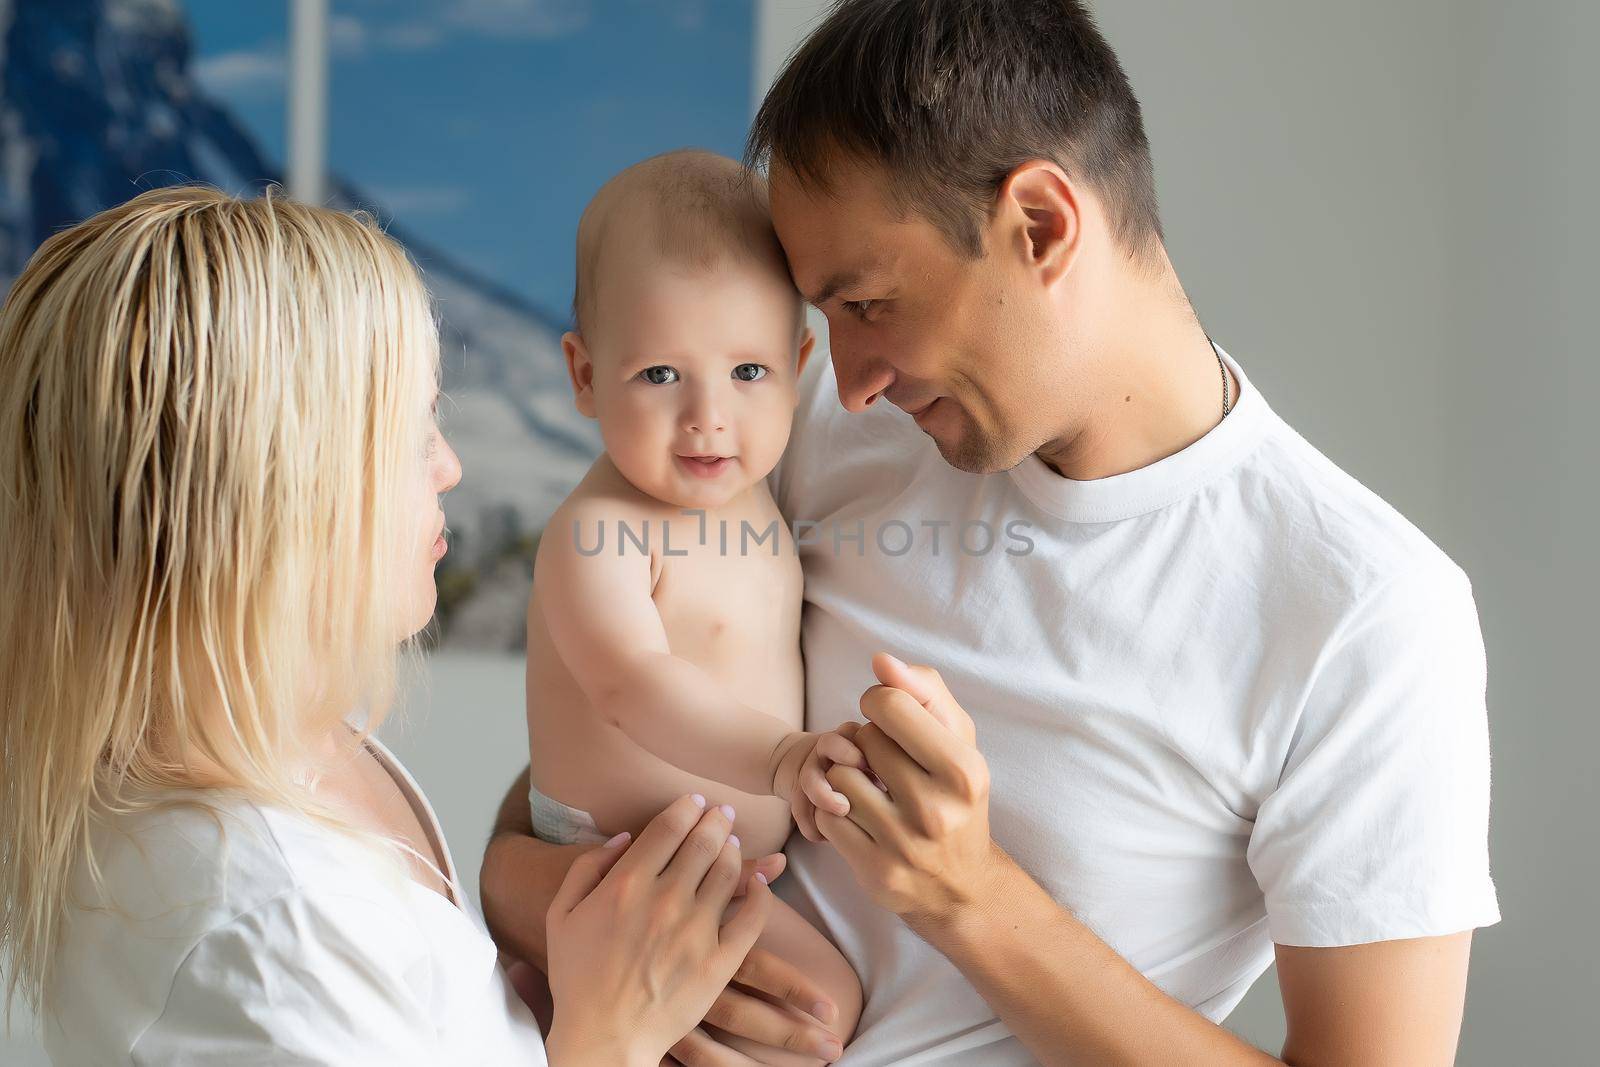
732 363 767 382
639 366 679 385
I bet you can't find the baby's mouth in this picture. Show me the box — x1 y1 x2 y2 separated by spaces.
675 453 736 479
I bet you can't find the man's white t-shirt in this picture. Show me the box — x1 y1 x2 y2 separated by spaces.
770 346 1500 1066
45 737 547 1066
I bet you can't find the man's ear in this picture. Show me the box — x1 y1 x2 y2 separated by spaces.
561 331 598 419
997 161 1081 290
795 326 816 383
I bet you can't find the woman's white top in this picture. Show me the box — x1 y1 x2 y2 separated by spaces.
44 738 548 1065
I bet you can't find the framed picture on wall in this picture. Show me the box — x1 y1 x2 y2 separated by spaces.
0 0 757 650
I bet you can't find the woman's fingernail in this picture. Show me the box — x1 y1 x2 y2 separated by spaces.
603 831 630 848
754 871 769 885
883 653 907 671
819 1037 844 1058
690 793 706 808
834 792 849 809
728 834 740 850
719 803 736 821
813 1000 836 1024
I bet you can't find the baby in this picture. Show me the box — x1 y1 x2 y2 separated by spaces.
525 149 862 1060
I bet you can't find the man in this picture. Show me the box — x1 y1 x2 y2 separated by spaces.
482 2 1499 1063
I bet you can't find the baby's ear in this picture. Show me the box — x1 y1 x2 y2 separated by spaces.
795 327 816 381
562 331 598 419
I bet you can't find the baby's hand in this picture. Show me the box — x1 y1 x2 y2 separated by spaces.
771 728 870 843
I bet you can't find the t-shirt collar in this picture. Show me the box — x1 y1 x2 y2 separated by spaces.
1006 343 1271 523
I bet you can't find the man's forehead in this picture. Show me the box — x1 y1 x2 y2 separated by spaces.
775 179 882 236
771 204 886 304
768 163 905 299
768 191 879 302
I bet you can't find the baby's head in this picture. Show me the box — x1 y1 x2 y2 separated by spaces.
563 149 813 508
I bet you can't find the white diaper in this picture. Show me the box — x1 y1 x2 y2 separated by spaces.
528 782 610 846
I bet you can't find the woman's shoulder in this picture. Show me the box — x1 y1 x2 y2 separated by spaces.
77 791 416 931
45 793 428 1063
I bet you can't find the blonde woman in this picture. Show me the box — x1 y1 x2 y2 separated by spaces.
0 187 781 1065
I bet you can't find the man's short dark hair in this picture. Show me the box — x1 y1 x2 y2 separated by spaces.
747 0 1162 260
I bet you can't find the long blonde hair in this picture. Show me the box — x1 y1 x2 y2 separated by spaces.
0 186 440 1017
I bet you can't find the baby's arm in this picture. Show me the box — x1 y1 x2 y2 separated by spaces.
535 498 850 805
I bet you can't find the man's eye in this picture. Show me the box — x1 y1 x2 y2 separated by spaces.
732 363 768 382
638 366 679 385
842 299 876 320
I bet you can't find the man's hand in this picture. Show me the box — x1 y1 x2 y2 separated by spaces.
666 944 846 1065
813 652 1005 929
769 728 870 844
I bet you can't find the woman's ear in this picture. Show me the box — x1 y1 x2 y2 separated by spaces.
796 327 816 382
562 331 598 418
997 161 1081 290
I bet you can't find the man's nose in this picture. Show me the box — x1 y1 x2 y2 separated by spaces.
832 352 894 414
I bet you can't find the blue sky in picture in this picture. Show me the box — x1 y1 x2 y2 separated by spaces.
187 1 755 321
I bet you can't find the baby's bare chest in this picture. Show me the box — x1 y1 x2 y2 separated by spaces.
652 540 803 667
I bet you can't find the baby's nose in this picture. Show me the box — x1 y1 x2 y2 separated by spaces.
684 391 728 434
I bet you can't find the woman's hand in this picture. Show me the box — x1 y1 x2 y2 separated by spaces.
543 794 776 1067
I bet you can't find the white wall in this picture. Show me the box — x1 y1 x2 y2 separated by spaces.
1437 4 1597 1063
